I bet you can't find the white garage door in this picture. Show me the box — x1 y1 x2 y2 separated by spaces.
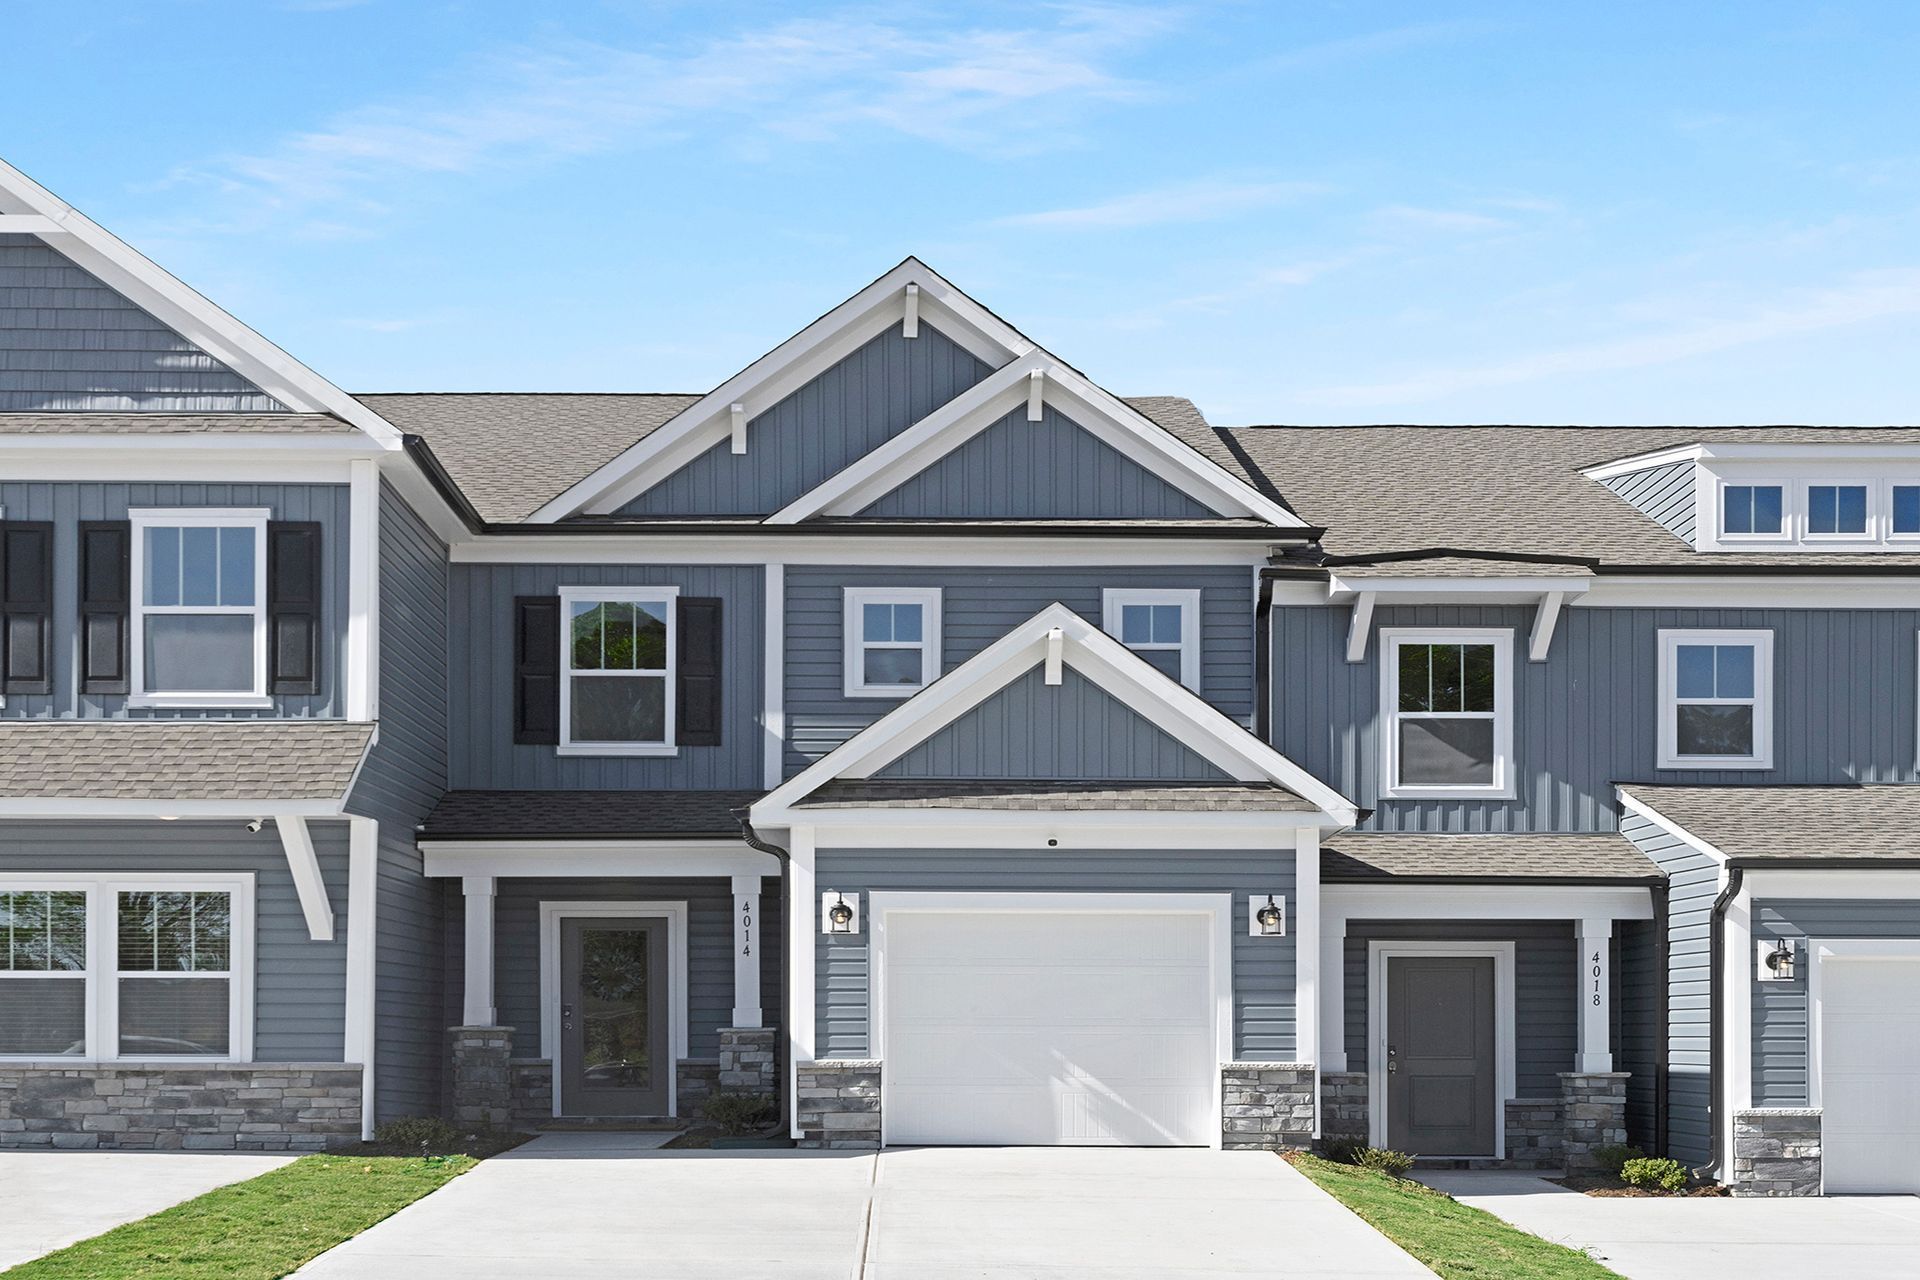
882 909 1217 1146
1820 954 1920 1194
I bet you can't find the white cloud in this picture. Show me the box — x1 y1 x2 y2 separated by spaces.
995 178 1327 230
1302 269 1920 407
1370 204 1512 233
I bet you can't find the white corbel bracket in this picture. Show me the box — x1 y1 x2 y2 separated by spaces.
1027 369 1045 422
1345 592 1376 663
903 283 920 338
730 403 748 456
1529 591 1566 662
1044 627 1065 685
275 815 335 941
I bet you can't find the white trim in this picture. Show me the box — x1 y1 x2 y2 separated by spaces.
1322 883 1655 921
0 798 346 819
450 535 1278 568
1740 868 1920 899
1577 917 1612 1072
731 873 763 1028
1368 940 1516 1158
1294 827 1320 1091
1378 627 1516 800
0 455 364 486
1329 574 1592 603
1711 477 1790 546
344 816 377 1140
795 811 1336 851
1321 906 1348 1073
866 890 1235 1151
421 840 777 880
1345 592 1376 663
1805 938 1920 1109
764 564 786 789
555 585 680 757
1580 443 1707 482
1615 789 1729 865
1721 876 1753 1171
1529 591 1566 662
538 900 689 1118
128 508 271 708
461 875 496 1026
787 830 815 1141
1581 578 1920 609
346 458 379 721
1802 480 1874 541
1656 628 1774 770
0 872 255 1066
1102 588 1201 691
842 587 942 699
274 815 334 941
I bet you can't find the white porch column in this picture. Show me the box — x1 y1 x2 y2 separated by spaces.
1293 827 1320 1069
1320 907 1348 1072
1576 916 1612 1073
732 873 764 1028
344 817 379 1140
788 829 816 1142
462 875 497 1026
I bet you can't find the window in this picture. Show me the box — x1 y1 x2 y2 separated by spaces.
1101 589 1201 690
0 876 251 1062
1379 628 1514 798
1720 484 1784 537
129 509 268 707
843 588 941 698
559 587 677 755
1892 485 1920 536
1806 484 1868 537
1658 629 1773 769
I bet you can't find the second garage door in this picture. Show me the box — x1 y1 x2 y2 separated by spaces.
882 908 1218 1146
1820 951 1920 1194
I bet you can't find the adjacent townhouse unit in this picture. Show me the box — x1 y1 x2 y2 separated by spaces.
1 155 1913 1196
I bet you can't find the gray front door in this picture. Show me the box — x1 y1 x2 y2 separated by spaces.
1386 954 1496 1156
559 918 669 1117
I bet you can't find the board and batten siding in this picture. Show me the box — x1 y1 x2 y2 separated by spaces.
617 324 990 517
814 849 1297 1060
1599 461 1696 544
858 404 1216 520
1620 809 1719 1167
1273 603 1920 832
0 234 284 412
0 819 350 1062
785 564 1255 776
447 563 763 789
0 482 351 720
1750 898 1920 1107
345 483 451 1122
876 666 1229 781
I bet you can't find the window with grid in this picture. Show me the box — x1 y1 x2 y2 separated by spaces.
131 511 266 700
843 588 941 697
0 890 87 1056
1382 630 1513 795
1102 589 1200 690
116 890 233 1057
1659 630 1773 768
562 592 674 748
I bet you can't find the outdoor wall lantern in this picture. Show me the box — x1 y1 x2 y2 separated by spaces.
1250 893 1286 938
1758 937 1797 982
822 890 860 935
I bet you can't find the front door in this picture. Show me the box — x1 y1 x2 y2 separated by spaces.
1386 954 1496 1156
559 918 669 1117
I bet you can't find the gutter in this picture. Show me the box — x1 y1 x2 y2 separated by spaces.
733 809 794 1144
1695 863 1744 1183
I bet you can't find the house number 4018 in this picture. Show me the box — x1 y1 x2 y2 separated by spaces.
1590 949 1603 1006
740 897 754 957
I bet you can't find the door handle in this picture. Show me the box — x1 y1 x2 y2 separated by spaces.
562 1002 574 1031
1387 1044 1399 1074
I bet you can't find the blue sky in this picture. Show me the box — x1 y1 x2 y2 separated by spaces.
10 2 1920 424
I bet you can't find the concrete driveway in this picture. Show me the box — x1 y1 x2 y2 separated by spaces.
294 1137 1430 1279
0 1150 294 1270
1421 1171 1920 1280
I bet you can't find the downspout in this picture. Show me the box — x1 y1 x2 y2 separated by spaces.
1651 880 1670 1159
1254 570 1276 741
1694 863 1744 1183
733 809 793 1142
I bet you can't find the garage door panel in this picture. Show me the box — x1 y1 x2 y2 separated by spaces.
1821 955 1920 1194
889 966 1212 1023
889 1028 1212 1083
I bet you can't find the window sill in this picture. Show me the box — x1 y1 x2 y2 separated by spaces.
842 686 921 700
1378 785 1518 801
1656 757 1774 771
0 1056 247 1068
555 744 679 758
127 694 274 710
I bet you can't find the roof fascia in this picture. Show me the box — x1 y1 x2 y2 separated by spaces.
531 259 1033 521
1326 572 1592 600
1614 787 1730 865
0 159 403 450
1580 444 1705 481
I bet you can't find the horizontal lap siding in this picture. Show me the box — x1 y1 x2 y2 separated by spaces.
447 563 763 789
0 819 349 1062
0 482 351 719
786 565 1253 776
619 324 989 516
1342 920 1575 1097
814 849 1296 1060
1752 899 1920 1106
1274 603 1920 832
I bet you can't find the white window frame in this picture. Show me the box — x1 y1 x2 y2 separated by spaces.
1885 479 1920 542
843 587 942 699
1657 628 1774 770
128 508 271 709
0 872 254 1064
1378 627 1515 800
557 585 680 758
1102 588 1202 692
1715 479 1790 544
1801 480 1874 542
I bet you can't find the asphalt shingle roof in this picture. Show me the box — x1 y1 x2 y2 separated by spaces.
1321 832 1661 882
0 413 353 435
420 789 764 839
0 721 373 800
1618 783 1920 863
796 779 1313 811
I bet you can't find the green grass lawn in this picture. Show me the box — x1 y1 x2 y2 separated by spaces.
1287 1154 1623 1280
3 1153 474 1280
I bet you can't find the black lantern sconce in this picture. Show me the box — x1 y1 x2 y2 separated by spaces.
822 891 860 935
1758 937 1796 982
1251 893 1286 938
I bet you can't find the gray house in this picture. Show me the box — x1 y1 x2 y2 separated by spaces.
0 156 1912 1197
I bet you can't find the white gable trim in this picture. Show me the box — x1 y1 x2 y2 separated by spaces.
0 159 402 449
533 259 1033 520
751 602 1356 826
767 351 1305 527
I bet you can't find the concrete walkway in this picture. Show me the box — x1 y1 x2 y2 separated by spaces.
0 1150 294 1270
1419 1170 1920 1280
295 1138 1432 1278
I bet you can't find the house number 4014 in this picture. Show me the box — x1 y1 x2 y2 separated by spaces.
1590 949 1603 1006
740 897 754 957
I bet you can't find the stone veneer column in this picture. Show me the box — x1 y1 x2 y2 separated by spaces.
717 1027 779 1094
1558 1071 1628 1175
1731 1109 1822 1196
449 1026 513 1130
1317 1071 1369 1145
1221 1063 1316 1150
795 1060 881 1149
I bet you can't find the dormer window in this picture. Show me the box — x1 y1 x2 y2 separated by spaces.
1720 484 1783 537
1806 484 1868 537
1893 486 1920 536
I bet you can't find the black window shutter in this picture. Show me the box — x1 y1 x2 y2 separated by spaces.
78 521 131 695
267 521 323 696
1 521 54 695
514 596 561 744
677 596 723 747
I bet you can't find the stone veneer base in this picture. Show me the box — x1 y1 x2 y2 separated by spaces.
1307 1071 1635 1172
1221 1063 1315 1150
1732 1108 1822 1197
796 1060 881 1149
0 1062 361 1150
1558 1072 1628 1176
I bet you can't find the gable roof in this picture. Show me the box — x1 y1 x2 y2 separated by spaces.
0 721 373 806
1618 782 1920 864
0 413 354 436
1322 832 1659 883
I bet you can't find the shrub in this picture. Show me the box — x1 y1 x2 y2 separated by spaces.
702 1091 778 1136
1355 1146 1416 1177
1620 1156 1689 1193
1318 1138 1368 1165
1591 1144 1645 1177
373 1116 464 1152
